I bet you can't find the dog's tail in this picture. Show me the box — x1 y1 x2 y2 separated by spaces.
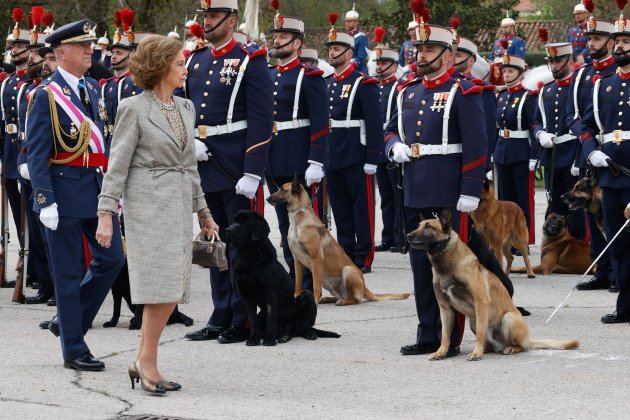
311 328 341 338
527 338 579 350
363 288 410 301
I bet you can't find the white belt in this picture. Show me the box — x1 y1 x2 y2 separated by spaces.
553 134 577 144
601 130 630 144
329 119 367 146
273 119 310 132
409 143 463 158
5 124 17 135
194 120 248 139
499 129 529 139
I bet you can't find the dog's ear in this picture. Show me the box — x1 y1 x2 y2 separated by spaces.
482 178 490 191
544 206 553 220
440 208 452 233
251 216 271 241
291 174 301 195
418 213 425 222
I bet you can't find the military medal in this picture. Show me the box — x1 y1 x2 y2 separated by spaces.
70 122 77 136
340 84 351 99
219 59 240 85
98 98 107 121
63 86 71 96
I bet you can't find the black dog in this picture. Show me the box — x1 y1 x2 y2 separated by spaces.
103 261 194 330
226 210 340 346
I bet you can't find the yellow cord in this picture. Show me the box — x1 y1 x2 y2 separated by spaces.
46 88 91 165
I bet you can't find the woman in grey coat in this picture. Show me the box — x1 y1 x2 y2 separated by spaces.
95 35 218 395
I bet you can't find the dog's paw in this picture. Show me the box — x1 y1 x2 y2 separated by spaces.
502 346 522 355
303 330 318 340
278 335 292 344
246 337 261 346
467 352 483 361
429 352 445 360
262 336 277 346
527 274 536 279
103 321 116 328
183 319 194 327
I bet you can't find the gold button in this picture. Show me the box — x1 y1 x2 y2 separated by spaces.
206 81 210 85
96 168 101 173
132 91 136 95
59 172 63 176
619 121 623 126
558 87 562 91
274 82 278 86
273 92 277 96
555 108 558 113
200 115 204 120
273 101 277 106
331 90 335 94
277 73 281 77
213 60 217 64
330 98 333 101
333 83 337 86
421 100 426 105
620 111 623 116
417 121 422 126
623 83 627 87
11 96 15 100
622 92 625 96
555 116 559 120
273 111 277 115
10 107 14 111
209 71 213 75
201 103 206 107
555 101 558 105
329 106 333 110
556 94 559 98
620 101 624 106
415 131 420 136
274 132 278 136
419 110 424 115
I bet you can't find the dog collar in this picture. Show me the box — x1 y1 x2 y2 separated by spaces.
427 235 451 255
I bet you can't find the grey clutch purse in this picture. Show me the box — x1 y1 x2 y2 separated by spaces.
192 233 228 271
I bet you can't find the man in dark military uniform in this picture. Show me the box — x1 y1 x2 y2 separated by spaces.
399 20 418 67
580 9 630 324
567 2 590 65
266 3 329 291
386 20 487 357
489 14 526 61
568 17 618 292
344 4 369 74
182 0 273 343
533 41 586 240
26 20 125 370
16 27 55 304
1 13 31 287
325 15 383 274
372 29 400 253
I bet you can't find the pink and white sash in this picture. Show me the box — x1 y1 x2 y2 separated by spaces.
46 81 105 154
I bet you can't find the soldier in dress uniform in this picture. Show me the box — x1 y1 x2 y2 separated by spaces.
567 2 591 65
568 16 618 292
1 9 31 287
372 28 400 253
95 33 111 69
399 20 418 67
489 13 526 61
491 53 539 244
533 40 586 240
343 4 369 74
265 2 329 290
16 26 55 304
26 20 125 370
325 13 382 274
580 7 630 323
386 19 487 356
181 0 273 343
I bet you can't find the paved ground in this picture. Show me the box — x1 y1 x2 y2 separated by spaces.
1 188 630 420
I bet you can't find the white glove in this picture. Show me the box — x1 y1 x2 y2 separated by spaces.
538 132 555 149
570 165 580 177
390 142 411 163
456 195 480 213
304 162 324 187
486 170 493 181
18 163 30 180
40 203 59 231
195 139 209 161
529 159 537 172
235 174 260 199
364 163 377 175
588 151 610 168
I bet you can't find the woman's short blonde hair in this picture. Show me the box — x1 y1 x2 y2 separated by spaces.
129 35 183 90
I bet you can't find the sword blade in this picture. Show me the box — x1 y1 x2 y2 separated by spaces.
546 218 630 324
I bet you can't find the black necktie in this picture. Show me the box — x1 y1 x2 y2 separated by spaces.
78 78 93 118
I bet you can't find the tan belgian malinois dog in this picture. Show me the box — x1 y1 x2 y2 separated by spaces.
470 179 535 278
267 177 410 305
407 209 579 361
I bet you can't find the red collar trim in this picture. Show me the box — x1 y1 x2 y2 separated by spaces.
556 74 573 87
348 29 358 36
33 78 41 86
620 70 630 80
380 75 397 85
593 56 615 71
114 71 131 83
423 70 451 89
505 34 515 39
211 38 236 58
334 64 355 81
507 83 524 93
447 66 456 77
15 69 27 77
277 56 301 73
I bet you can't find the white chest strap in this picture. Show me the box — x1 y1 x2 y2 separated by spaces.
517 91 530 145
573 67 585 120
385 80 398 124
538 88 547 131
292 67 306 121
117 76 128 103
397 85 408 144
226 55 251 132
100 80 107 101
0 77 9 122
440 83 460 154
16 83 27 132
593 77 605 136
346 75 363 121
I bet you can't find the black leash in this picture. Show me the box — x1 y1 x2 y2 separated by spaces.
546 143 556 203
606 159 630 178
393 162 408 254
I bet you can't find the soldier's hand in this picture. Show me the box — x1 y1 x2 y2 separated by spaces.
305 162 324 186
195 139 209 161
588 151 610 168
363 163 377 175
391 142 411 163
235 174 260 199
529 159 537 172
570 165 580 177
625 203 630 220
537 132 555 149
486 170 493 181
40 204 59 231
96 213 113 248
456 195 480 213
18 163 30 180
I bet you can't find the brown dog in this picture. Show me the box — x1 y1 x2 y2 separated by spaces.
512 212 592 275
407 209 579 361
561 174 605 238
267 177 410 305
471 180 534 278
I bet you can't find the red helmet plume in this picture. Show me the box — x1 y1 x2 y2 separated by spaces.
583 0 595 13
374 27 385 44
328 12 339 26
114 10 122 28
449 16 460 31
120 8 135 31
41 12 54 28
12 8 24 23
617 0 628 11
269 0 280 12
189 23 204 40
31 6 44 27
537 27 549 44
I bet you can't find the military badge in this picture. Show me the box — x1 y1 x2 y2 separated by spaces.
418 20 430 43
63 86 71 96
617 17 627 33
588 16 596 32
607 86 612 92
30 29 37 45
13 27 20 40
340 84 351 99
586 75 591 81
83 22 90 33
98 98 107 121
220 59 240 85
547 46 558 58
127 31 135 44
200 0 210 10
375 47 382 59
408 92 414 99
194 63 200 70
274 15 284 30
114 32 122 44
503 54 510 65
329 29 337 42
